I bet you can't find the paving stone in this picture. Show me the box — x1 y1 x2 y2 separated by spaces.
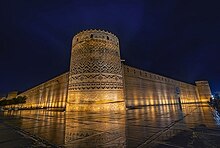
0 104 220 147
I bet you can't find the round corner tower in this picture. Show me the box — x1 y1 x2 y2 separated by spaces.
66 29 125 112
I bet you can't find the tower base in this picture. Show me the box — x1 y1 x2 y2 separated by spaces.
66 101 125 112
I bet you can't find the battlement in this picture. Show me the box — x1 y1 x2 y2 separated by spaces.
72 29 119 46
195 81 210 85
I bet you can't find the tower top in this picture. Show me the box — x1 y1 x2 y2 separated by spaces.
72 29 119 46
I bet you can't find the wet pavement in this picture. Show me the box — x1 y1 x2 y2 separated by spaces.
0 103 220 148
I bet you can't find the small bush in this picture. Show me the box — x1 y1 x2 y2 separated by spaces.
0 96 27 106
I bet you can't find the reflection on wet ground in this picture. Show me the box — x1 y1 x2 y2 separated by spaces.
0 104 220 147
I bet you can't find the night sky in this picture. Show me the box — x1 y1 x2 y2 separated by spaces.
1 0 220 95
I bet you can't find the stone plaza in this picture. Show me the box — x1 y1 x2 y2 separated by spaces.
1 103 220 147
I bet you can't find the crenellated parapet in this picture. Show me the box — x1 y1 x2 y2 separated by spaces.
72 29 119 47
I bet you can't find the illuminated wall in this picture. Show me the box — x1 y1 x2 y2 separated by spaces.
9 29 212 111
17 72 69 109
195 81 212 102
123 65 200 107
66 30 125 112
6 91 18 99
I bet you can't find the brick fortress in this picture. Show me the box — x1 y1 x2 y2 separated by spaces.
11 30 212 112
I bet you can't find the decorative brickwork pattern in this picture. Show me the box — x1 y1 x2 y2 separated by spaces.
66 30 125 112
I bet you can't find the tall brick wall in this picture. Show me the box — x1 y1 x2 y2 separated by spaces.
14 64 209 110
17 72 69 109
123 65 200 107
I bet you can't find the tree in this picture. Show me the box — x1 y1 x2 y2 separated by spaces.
0 96 27 106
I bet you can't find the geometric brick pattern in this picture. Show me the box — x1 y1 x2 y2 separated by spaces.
67 30 125 112
69 39 123 90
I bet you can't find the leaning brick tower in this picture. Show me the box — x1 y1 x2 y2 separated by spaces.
66 29 125 112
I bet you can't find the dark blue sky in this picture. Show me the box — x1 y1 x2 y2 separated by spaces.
0 0 220 95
